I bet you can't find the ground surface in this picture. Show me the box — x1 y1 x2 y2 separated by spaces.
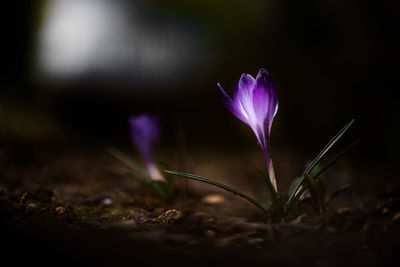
1 142 399 266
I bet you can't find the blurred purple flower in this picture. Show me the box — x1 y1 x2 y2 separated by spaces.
129 114 164 181
217 68 279 190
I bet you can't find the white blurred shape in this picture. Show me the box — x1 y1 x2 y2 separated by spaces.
38 0 120 76
37 0 206 85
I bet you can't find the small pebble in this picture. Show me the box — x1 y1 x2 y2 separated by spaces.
382 207 389 214
26 202 38 212
336 207 350 214
103 198 113 206
204 217 214 223
292 213 307 224
55 206 66 214
202 194 225 204
205 230 216 237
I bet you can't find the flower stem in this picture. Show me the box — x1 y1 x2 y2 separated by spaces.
269 159 278 192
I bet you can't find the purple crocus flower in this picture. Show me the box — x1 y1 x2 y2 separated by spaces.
217 68 279 190
129 114 164 181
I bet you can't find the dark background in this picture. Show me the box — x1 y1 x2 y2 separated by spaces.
1 0 399 172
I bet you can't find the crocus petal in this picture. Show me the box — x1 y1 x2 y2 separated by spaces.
234 74 257 126
129 114 161 164
255 124 270 164
217 83 248 124
252 68 279 133
238 73 256 96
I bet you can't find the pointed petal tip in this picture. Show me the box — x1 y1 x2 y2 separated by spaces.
257 68 271 79
216 81 249 124
259 67 268 73
238 73 256 92
217 83 226 95
240 73 255 81
216 82 230 100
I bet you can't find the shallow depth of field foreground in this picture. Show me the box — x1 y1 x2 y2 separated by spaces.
1 1 399 266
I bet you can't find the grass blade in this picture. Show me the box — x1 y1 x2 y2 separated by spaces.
165 170 267 213
106 147 149 178
287 119 355 207
287 139 360 210
286 186 307 212
288 177 301 200
305 173 321 212
311 139 360 179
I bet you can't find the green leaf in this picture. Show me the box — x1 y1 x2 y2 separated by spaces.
107 148 176 201
19 192 28 205
126 172 150 184
305 173 321 212
286 186 307 212
315 172 326 208
288 177 302 200
310 164 323 178
311 139 360 180
305 173 316 193
286 119 355 207
158 162 174 185
106 147 149 178
157 162 175 201
286 139 359 212
165 170 267 214
150 180 174 201
258 200 272 210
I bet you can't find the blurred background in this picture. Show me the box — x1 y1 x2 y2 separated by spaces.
0 0 399 180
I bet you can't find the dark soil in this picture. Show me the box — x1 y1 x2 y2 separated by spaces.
1 142 399 266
